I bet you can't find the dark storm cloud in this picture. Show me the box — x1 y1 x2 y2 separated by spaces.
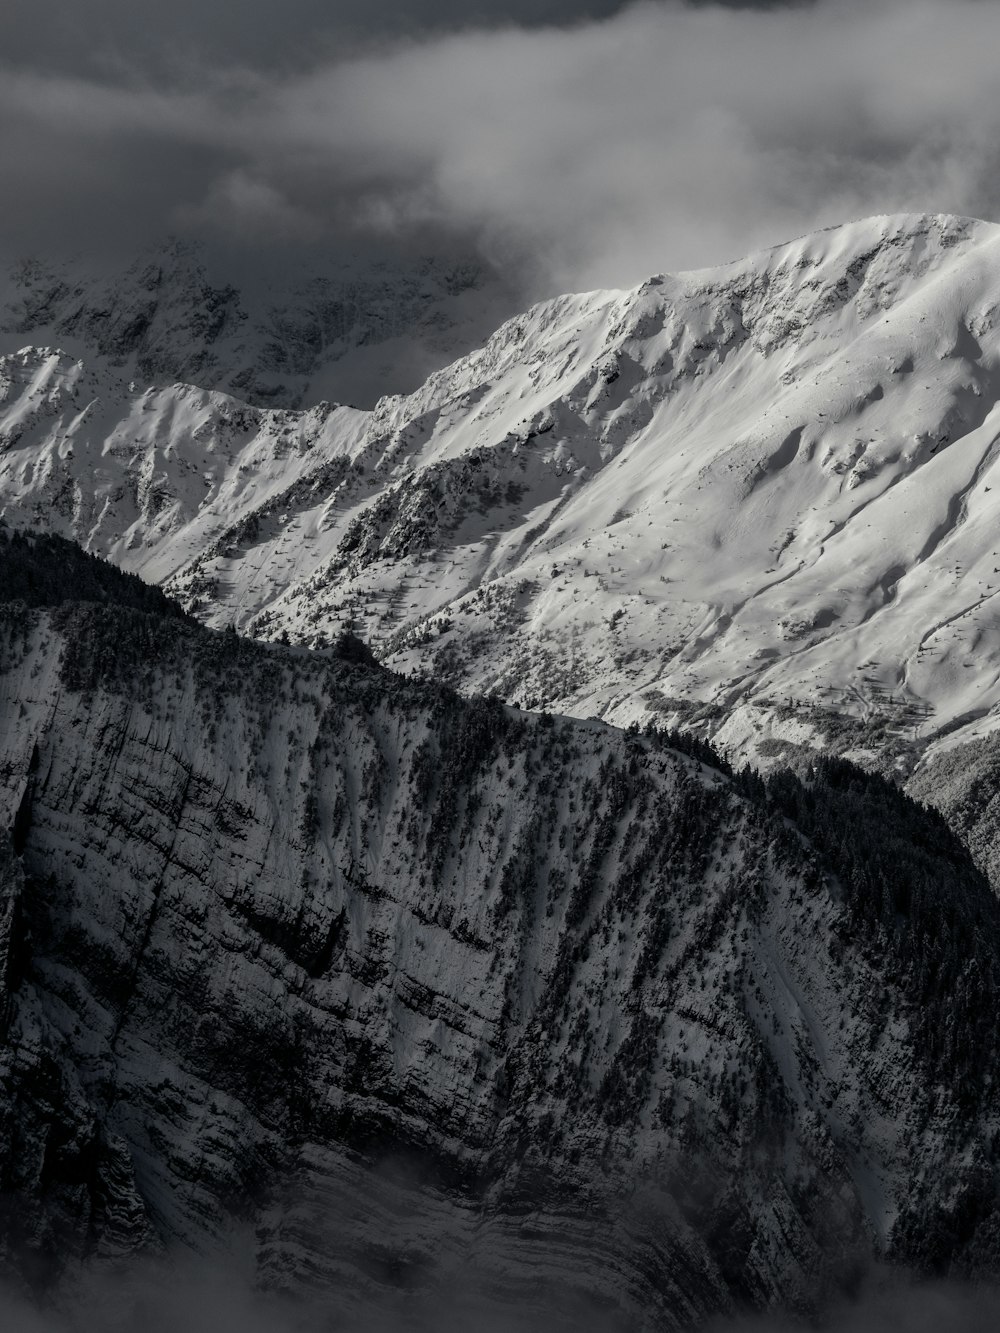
1 0 998 294
6 0 804 76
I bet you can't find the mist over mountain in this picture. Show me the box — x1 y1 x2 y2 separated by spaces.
0 240 524 410
1 1264 997 1333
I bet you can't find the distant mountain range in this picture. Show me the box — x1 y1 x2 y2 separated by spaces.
0 241 518 410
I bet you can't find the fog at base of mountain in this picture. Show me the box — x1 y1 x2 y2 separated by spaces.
2 1259 996 1333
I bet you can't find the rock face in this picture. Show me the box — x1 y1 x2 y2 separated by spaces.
5 215 1000 772
1 531 999 1327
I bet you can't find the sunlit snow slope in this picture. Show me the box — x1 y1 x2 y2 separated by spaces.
4 213 1000 762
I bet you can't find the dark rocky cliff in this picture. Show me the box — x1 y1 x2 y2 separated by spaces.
1 532 998 1328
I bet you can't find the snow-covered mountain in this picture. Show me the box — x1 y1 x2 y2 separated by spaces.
3 531 999 1327
0 242 517 410
4 212 1000 775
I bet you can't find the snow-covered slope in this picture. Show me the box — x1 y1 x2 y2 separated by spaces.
2 532 999 1327
0 242 516 409
5 214 1000 766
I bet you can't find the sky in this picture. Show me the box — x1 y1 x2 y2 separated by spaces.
3 0 1000 295
5 0 799 75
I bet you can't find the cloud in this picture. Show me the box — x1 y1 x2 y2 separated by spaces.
1 1 798 79
0 0 999 296
176 169 324 242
